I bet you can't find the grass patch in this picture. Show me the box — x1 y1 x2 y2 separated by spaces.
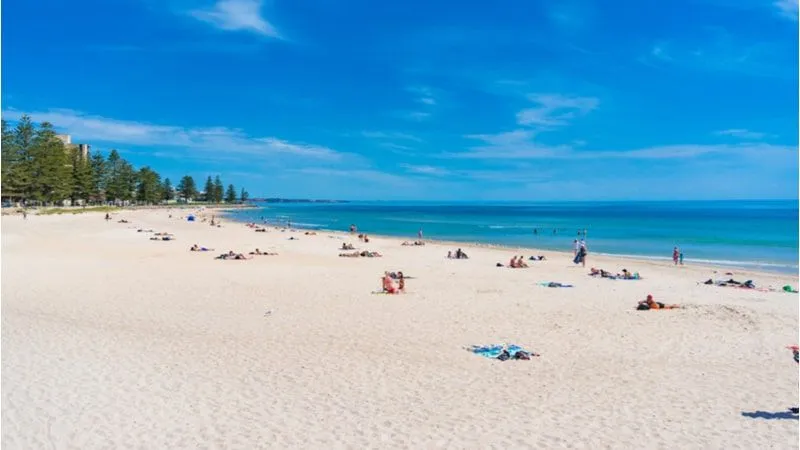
37 206 121 216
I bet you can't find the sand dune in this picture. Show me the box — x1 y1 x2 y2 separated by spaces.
2 209 797 449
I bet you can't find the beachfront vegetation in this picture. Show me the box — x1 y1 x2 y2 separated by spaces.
1 115 249 206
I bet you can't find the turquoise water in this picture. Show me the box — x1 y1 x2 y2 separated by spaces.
228 200 799 273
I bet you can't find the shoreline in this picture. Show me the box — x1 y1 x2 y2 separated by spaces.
219 210 799 277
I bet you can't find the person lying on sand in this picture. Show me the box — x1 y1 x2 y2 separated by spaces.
402 240 425 246
528 255 546 261
151 236 175 241
703 278 755 289
190 244 213 252
216 251 251 260
340 251 360 257
341 243 355 250
255 227 266 232
249 248 278 256
137 229 154 233
637 294 680 310
304 231 317 235
118 219 129 223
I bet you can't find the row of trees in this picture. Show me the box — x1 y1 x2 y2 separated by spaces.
1 115 249 205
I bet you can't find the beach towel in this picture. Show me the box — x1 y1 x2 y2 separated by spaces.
467 344 539 361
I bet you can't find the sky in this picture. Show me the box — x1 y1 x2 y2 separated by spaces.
2 0 798 201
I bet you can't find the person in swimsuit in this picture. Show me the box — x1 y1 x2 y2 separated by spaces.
383 272 398 294
637 294 680 310
397 272 405 292
673 247 679 265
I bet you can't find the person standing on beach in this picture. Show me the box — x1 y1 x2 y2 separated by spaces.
573 239 579 257
418 228 423 241
673 247 680 265
679 250 684 265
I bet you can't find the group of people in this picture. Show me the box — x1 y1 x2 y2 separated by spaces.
507 256 529 268
589 267 641 280
382 271 406 294
340 250 382 258
447 248 469 259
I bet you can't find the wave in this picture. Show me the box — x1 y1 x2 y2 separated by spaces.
594 252 799 271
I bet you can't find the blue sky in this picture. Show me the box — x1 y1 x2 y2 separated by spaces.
3 0 798 200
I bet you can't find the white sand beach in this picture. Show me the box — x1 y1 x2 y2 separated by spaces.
2 209 798 449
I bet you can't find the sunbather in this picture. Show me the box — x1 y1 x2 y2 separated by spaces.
341 243 355 250
637 294 680 310
249 248 278 256
382 272 398 294
190 244 213 252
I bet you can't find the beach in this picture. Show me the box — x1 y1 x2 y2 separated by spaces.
2 208 798 449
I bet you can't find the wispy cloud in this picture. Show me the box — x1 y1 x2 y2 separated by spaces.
516 94 599 127
189 0 280 38
407 86 436 105
641 28 794 78
2 108 340 160
715 128 767 139
446 128 794 161
775 0 798 20
361 131 423 142
398 164 449 176
399 111 432 121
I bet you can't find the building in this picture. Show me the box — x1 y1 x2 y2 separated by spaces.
55 134 90 159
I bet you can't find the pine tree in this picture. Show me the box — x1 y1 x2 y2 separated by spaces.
240 187 249 203
9 115 36 201
162 178 174 201
136 166 162 204
89 152 107 203
1 119 20 199
204 176 215 203
177 175 198 201
225 184 237 203
213 175 224 203
30 122 72 204
70 147 93 204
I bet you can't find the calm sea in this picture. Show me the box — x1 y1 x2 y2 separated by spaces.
227 200 799 274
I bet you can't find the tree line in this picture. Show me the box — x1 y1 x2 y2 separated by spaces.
1 115 249 206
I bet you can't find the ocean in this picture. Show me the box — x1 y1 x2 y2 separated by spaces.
227 200 799 274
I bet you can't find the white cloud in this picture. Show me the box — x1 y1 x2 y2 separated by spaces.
406 86 437 106
775 0 798 20
715 128 767 140
398 164 449 176
445 128 794 161
402 111 432 121
361 131 423 142
189 0 280 38
516 94 599 127
2 108 340 160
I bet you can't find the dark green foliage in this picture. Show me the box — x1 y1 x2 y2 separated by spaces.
213 175 224 203
70 147 93 203
225 184 237 203
240 188 249 203
1 115 250 205
136 166 162 204
177 175 198 201
162 178 174 201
